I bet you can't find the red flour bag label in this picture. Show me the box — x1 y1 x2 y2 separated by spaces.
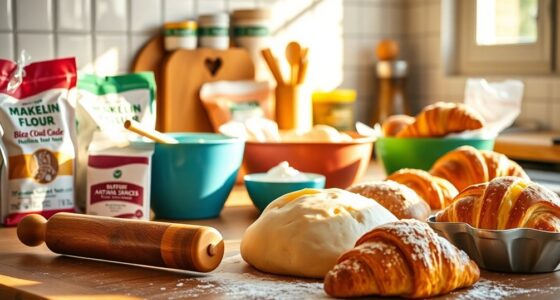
86 132 153 220
0 57 77 226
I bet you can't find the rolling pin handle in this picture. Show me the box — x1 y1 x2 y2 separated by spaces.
17 214 47 247
207 243 217 256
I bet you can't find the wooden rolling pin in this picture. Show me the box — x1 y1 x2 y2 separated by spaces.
17 213 224 272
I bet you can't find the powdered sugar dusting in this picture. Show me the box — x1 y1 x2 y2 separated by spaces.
452 279 545 300
377 219 438 267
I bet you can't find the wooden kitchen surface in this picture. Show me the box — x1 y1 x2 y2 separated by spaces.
1 163 559 300
495 131 560 163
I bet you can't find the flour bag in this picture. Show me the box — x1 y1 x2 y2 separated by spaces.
0 57 77 226
76 73 156 210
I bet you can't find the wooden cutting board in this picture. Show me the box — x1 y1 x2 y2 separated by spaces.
132 37 255 132
161 48 254 133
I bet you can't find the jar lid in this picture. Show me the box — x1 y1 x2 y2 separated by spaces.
376 60 407 78
198 13 229 26
232 9 271 21
312 90 357 103
164 21 197 30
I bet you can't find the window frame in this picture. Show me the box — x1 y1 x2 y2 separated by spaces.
457 0 555 75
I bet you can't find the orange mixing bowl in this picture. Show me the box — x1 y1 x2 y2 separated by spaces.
242 134 374 188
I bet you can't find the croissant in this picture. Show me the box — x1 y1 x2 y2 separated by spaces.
387 169 458 209
382 114 415 137
396 102 485 137
324 219 480 298
430 146 529 191
348 180 431 220
436 176 560 232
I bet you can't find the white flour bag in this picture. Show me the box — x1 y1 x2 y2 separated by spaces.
0 57 77 226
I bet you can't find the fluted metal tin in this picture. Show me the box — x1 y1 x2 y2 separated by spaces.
427 216 560 273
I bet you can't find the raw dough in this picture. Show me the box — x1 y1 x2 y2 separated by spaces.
240 188 397 278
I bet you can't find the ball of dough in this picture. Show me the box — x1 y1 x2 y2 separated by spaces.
240 188 397 278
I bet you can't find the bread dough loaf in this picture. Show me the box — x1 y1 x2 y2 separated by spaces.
240 188 397 278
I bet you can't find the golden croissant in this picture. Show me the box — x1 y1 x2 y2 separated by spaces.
436 176 560 232
387 168 458 209
382 114 415 137
396 102 485 137
324 219 480 298
430 146 529 191
348 180 431 220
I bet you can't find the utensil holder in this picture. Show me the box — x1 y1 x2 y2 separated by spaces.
275 84 312 131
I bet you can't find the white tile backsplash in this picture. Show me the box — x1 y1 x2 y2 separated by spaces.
523 78 552 100
163 0 195 22
0 33 14 60
0 0 12 30
17 33 54 62
384 5 403 37
57 0 91 32
342 2 360 36
3 0 406 120
228 0 256 11
197 0 226 15
95 0 127 32
130 34 153 57
95 34 128 74
16 0 53 31
57 33 93 72
426 0 440 34
518 101 551 129
361 3 384 37
131 0 162 33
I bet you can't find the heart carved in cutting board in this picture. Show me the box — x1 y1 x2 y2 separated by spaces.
205 57 222 76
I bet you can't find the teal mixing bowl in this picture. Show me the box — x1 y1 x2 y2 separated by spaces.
376 137 495 175
244 173 326 212
149 133 244 219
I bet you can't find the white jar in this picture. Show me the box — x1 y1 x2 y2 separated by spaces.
164 21 197 51
232 9 271 81
198 13 230 50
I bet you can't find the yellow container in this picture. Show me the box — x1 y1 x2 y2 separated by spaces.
164 21 198 51
312 90 356 131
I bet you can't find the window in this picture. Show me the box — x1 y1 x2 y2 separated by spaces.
455 0 556 75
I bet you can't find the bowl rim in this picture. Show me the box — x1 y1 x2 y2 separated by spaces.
244 172 326 183
427 215 560 236
246 135 375 145
377 136 496 142
133 132 243 145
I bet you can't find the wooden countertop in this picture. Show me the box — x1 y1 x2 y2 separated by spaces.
495 131 560 163
1 163 559 300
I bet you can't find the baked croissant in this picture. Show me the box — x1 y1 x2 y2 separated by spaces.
430 146 529 191
396 102 485 137
382 114 415 137
348 180 431 220
436 176 560 232
324 219 480 298
387 169 458 209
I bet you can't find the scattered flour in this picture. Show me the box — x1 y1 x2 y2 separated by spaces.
453 279 542 300
166 255 327 300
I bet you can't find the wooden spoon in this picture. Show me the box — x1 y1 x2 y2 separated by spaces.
124 119 179 144
285 41 302 86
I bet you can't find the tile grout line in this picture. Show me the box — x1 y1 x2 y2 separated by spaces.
53 0 59 58
11 0 17 59
91 0 97 74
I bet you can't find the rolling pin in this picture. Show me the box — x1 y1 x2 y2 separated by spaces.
17 213 225 272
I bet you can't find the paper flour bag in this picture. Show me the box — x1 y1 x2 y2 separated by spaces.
0 57 77 226
76 73 156 210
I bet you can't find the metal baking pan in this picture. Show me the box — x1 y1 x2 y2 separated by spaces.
427 216 560 273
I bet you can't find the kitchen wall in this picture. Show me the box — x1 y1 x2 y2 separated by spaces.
0 0 403 125
403 0 560 131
